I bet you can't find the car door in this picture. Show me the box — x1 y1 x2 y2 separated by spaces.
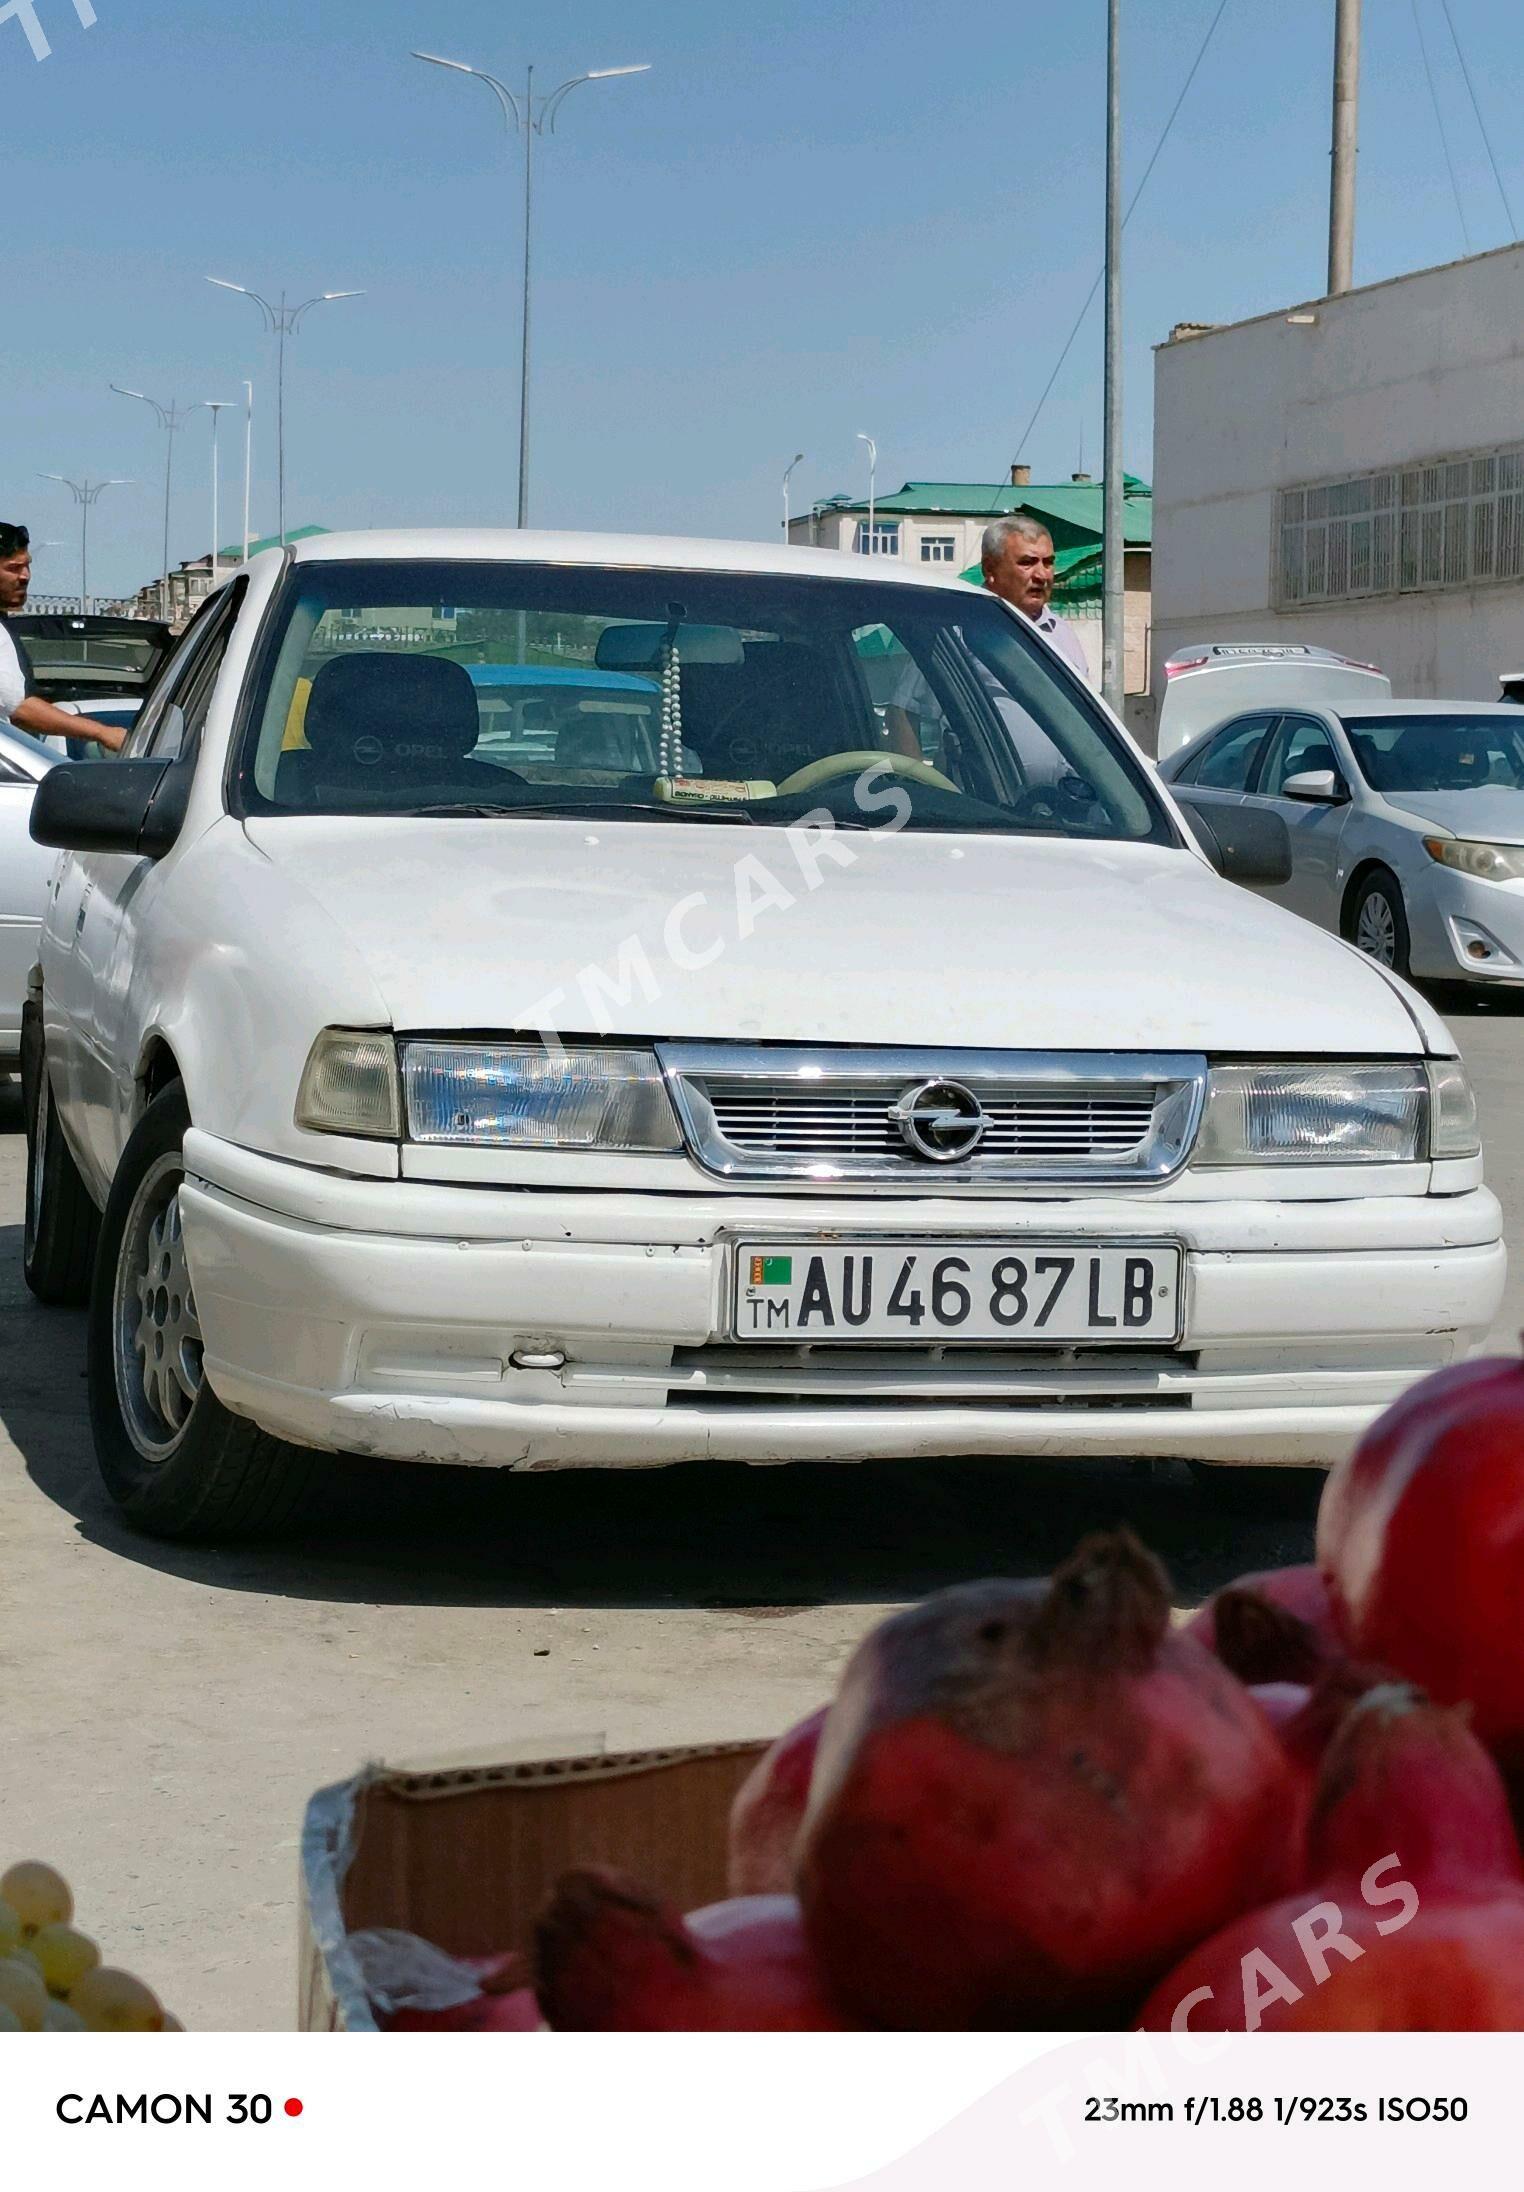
68 586 246 1190
1167 712 1278 846
0 743 56 1062
1247 711 1355 926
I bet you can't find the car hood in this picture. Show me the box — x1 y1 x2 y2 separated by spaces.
241 815 1423 1054
1378 787 1524 844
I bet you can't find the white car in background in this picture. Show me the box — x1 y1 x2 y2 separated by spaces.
1158 641 1390 762
1160 699 1524 988
0 723 57 1073
21 531 1504 1541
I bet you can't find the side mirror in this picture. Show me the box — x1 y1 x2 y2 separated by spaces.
29 757 182 857
1174 793 1294 887
1281 768 1346 803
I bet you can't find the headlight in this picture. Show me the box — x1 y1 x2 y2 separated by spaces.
1424 836 1524 883
295 1029 401 1138
402 1041 682 1151
1195 1059 1478 1165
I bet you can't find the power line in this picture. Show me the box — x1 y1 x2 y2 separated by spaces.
1412 0 1471 252
1438 0 1518 240
1001 0 1233 499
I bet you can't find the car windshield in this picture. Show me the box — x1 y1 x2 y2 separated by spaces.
1344 713 1524 793
237 560 1170 844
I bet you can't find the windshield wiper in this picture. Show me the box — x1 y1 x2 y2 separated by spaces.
407 797 757 823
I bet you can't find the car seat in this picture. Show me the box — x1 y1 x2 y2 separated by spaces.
275 653 506 807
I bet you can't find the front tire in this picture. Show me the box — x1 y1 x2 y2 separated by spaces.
21 1009 99 1306
87 1082 316 1539
1345 869 1411 978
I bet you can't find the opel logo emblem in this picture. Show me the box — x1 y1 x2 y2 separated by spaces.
352 735 385 767
887 1078 988 1163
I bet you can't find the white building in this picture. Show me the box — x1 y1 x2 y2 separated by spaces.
1152 240 1524 707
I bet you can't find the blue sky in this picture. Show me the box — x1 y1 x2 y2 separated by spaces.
8 0 1524 598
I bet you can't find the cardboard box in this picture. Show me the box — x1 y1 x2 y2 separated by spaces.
301 1738 770 2031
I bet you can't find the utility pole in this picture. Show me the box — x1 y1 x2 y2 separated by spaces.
1101 0 1124 715
1328 0 1361 295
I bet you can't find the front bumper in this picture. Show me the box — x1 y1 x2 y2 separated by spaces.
1408 865 1524 983
178 1133 1507 1472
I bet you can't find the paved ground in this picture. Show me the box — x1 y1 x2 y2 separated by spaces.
2 993 1520 2031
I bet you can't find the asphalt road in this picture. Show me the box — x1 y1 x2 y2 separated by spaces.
2 993 1520 2030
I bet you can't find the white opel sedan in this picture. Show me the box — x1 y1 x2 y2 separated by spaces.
22 532 1506 1539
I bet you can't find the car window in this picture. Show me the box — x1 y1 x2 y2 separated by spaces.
1342 713 1524 792
1176 714 1276 790
1257 714 1343 796
236 560 1174 846
129 582 247 762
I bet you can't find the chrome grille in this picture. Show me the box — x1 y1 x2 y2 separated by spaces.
702 1080 1160 1161
658 1044 1207 1184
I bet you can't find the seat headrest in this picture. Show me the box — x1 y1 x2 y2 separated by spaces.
303 653 481 775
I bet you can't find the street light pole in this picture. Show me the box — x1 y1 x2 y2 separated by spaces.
40 474 133 612
109 384 188 616
205 279 364 547
782 452 804 540
1101 0 1125 715
241 380 254 563
412 50 651 527
199 400 235 591
856 434 877 555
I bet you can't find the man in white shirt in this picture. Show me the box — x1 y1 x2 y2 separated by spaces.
981 514 1095 686
0 522 128 751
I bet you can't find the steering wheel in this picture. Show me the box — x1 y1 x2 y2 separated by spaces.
775 750 961 798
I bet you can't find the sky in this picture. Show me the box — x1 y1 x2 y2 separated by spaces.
7 0 1524 600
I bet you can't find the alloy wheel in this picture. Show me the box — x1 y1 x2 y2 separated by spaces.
1355 889 1397 966
113 1151 204 1463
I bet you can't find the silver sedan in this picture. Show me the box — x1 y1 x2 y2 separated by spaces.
1160 699 1524 988
0 723 57 1071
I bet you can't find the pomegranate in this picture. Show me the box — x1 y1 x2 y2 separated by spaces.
1184 1566 1342 1676
728 1706 829 1895
534 1869 849 2030
1139 1684 1524 2031
796 1531 1301 2029
1318 1351 1524 1776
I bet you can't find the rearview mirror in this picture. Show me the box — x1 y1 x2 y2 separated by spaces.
1281 768 1346 803
1173 793 1293 887
595 622 745 671
29 757 186 858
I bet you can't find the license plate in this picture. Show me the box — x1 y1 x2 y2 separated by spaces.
731 1241 1182 1345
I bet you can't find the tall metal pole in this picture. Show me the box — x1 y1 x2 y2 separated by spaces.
41 475 133 616
857 433 877 554
200 400 234 587
1101 0 1125 715
277 296 289 547
242 380 254 562
412 55 649 528
782 452 804 540
519 65 534 528
206 281 363 556
1328 0 1361 295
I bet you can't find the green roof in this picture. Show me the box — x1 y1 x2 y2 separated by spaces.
815 477 1151 549
216 523 330 561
